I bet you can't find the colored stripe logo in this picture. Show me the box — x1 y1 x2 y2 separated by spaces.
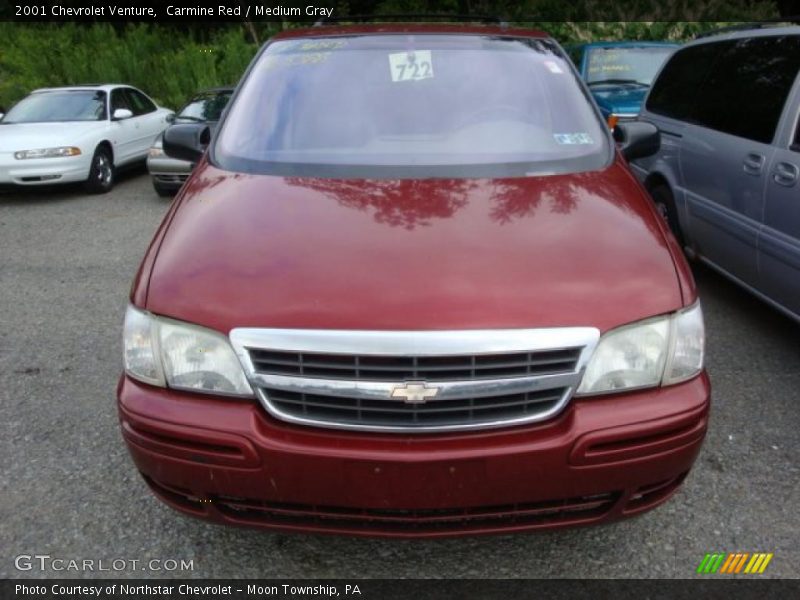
697 552 773 574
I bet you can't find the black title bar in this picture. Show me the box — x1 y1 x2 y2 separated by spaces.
4 579 800 600
3 0 800 23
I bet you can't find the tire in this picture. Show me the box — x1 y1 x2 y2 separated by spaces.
649 184 685 248
84 146 114 194
152 180 177 197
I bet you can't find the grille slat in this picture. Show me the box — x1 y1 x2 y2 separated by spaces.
264 388 567 427
257 358 573 372
250 348 582 382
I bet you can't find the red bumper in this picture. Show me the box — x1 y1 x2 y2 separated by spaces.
117 373 710 538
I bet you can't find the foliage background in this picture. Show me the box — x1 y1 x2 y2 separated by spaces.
0 0 785 110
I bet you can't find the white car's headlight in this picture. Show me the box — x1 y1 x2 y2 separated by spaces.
123 305 253 397
577 303 704 395
14 147 82 160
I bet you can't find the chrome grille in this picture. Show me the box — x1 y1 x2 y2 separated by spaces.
249 348 582 381
230 328 599 433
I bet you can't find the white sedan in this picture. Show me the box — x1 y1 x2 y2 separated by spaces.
0 85 173 193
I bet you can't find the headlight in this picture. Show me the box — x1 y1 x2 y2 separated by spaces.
123 306 164 386
14 147 81 160
577 303 704 395
148 143 164 158
663 302 705 385
122 305 253 397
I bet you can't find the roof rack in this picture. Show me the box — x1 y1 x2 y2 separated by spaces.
696 16 800 38
314 14 508 28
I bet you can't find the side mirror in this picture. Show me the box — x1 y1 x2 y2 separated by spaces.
163 123 211 162
166 113 175 124
613 121 660 161
113 108 133 120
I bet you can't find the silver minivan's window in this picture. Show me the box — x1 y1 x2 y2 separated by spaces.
214 35 611 178
648 35 800 145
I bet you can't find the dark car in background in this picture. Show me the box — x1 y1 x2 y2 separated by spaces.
147 87 233 196
568 42 678 125
633 25 800 322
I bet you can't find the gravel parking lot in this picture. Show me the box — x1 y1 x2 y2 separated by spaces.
1 171 798 579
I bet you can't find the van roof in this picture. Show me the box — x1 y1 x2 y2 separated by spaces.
272 23 550 41
694 23 800 42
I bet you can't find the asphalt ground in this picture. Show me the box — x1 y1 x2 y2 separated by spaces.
1 170 798 579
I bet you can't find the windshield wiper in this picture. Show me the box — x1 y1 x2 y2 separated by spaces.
588 79 649 87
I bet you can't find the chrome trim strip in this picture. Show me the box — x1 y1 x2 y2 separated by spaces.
254 387 575 433
251 372 581 402
230 327 599 357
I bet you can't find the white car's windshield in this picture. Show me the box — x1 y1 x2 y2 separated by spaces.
2 90 107 124
214 34 611 178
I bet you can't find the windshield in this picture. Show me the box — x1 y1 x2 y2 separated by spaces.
2 90 107 123
586 46 676 86
214 35 610 178
178 91 232 122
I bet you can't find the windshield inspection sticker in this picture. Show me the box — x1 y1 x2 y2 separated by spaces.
554 133 594 145
389 50 434 82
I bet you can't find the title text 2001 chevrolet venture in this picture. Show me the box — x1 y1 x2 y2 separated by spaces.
119 23 709 537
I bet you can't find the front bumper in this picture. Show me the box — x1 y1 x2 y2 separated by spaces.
147 155 191 188
0 152 92 186
118 373 710 538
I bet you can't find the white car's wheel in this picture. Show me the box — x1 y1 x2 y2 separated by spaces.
85 146 114 194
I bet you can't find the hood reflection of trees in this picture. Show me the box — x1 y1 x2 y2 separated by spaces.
279 167 657 236
284 178 475 230
283 175 586 229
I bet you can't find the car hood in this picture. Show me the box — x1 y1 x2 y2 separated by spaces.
145 161 682 333
0 121 107 152
591 86 649 115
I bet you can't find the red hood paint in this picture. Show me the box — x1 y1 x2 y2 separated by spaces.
142 160 686 334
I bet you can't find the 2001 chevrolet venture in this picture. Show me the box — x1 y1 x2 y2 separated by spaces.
119 23 709 537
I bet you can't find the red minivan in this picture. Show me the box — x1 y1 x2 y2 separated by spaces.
119 23 709 537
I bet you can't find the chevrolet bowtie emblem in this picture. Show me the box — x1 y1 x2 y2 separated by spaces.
391 382 439 404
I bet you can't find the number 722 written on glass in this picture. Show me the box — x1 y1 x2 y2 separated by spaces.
389 51 434 82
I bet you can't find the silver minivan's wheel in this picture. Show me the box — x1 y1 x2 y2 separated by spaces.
84 146 114 194
650 184 685 248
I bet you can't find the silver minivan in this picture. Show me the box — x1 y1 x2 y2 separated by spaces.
633 25 800 322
